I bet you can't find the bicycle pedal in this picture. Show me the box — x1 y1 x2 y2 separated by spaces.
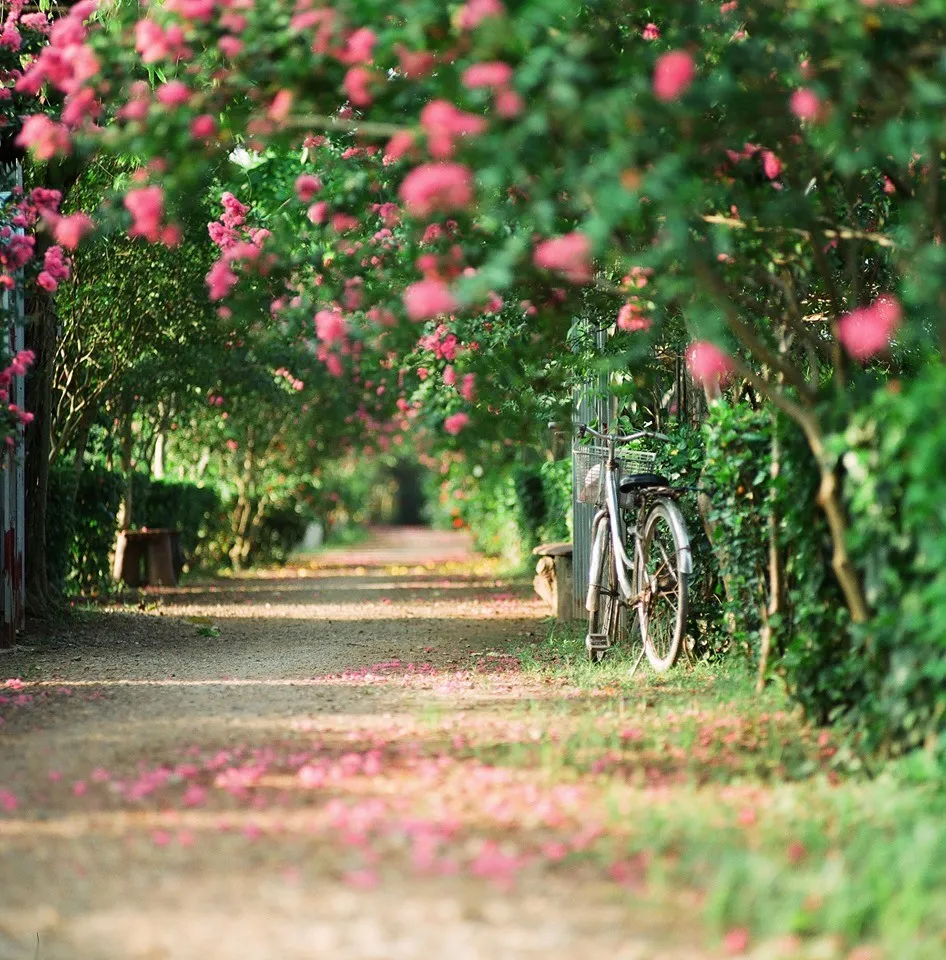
585 633 611 652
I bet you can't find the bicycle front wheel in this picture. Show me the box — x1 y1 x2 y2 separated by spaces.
587 521 621 663
636 500 689 674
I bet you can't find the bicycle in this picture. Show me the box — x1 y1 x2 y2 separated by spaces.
574 423 694 674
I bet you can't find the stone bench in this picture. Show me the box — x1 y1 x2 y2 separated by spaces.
532 542 573 620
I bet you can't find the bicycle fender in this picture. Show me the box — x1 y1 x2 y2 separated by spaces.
656 497 694 575
586 510 609 612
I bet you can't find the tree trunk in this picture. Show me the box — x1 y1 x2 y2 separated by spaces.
116 411 134 532
24 286 57 617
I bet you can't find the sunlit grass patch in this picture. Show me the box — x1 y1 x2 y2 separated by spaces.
499 621 946 959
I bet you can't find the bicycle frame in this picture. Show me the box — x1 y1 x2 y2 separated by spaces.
585 440 693 615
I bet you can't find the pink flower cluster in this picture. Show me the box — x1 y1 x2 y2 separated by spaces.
653 50 695 101
686 341 732 387
420 101 487 159
837 294 902 360
461 61 522 118
37 245 70 292
418 324 461 362
533 232 592 284
205 193 272 300
15 1 100 156
125 185 175 245
404 280 457 322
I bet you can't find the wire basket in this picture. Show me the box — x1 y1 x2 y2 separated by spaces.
574 444 657 508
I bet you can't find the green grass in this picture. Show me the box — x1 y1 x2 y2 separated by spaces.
501 623 946 958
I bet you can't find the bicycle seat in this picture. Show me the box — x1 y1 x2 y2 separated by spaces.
620 472 670 492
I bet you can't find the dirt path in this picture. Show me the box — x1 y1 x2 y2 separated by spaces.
0 527 720 960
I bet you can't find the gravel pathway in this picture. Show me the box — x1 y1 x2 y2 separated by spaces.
0 527 717 960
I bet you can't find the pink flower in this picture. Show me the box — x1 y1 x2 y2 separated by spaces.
54 213 93 250
399 164 474 217
182 784 207 807
462 62 513 90
268 89 293 123
384 130 416 163
790 88 821 121
339 27 376 65
343 66 374 107
722 928 750 955
219 35 243 57
125 185 164 242
460 373 476 401
444 412 470 435
617 302 651 332
61 88 101 128
686 341 732 386
396 46 435 79
762 151 782 179
495 89 524 118
295 174 322 203
206 259 238 300
15 115 71 161
342 868 379 889
458 0 505 30
315 309 347 345
307 201 329 224
156 80 191 107
837 294 902 360
533 232 592 283
403 280 458 321
653 50 695 101
136 20 172 63
642 23 660 41
191 114 218 139
420 100 487 158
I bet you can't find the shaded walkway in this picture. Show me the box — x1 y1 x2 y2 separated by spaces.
0 528 720 960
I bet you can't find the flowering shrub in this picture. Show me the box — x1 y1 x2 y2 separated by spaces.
7 0 946 752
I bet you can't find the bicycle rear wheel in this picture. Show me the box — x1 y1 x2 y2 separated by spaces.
636 500 689 674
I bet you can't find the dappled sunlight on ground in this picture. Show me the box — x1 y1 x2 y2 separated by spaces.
0 529 921 960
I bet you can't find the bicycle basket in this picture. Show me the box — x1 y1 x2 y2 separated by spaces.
573 444 658 508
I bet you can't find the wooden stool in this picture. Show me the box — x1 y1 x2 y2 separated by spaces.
113 529 178 586
532 542 573 620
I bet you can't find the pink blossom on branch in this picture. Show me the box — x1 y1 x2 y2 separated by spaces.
617 302 651 332
343 66 375 107
53 213 94 250
444 412 470 435
206 259 238 300
462 62 513 90
399 164 474 217
686 341 732 387
15 115 71 161
762 151 782 179
125 186 164 242
295 174 323 203
403 279 458 321
458 0 505 30
191 114 218 139
420 100 487 158
533 232 592 284
157 80 191 107
315 309 347 345
653 50 695 101
790 88 822 122
837 294 902 360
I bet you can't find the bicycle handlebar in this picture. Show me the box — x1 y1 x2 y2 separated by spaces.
576 423 670 444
